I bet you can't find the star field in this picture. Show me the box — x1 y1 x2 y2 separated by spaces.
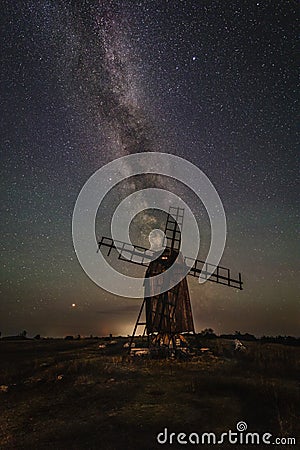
0 0 298 337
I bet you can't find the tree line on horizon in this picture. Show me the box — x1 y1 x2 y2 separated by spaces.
0 329 299 346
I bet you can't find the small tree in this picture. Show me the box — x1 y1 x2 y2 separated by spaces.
201 328 217 339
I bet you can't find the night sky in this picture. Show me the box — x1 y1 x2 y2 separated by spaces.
1 1 299 338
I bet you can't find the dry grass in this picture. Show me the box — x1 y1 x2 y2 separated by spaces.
0 339 299 449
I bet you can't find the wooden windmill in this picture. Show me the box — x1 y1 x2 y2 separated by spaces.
98 207 242 352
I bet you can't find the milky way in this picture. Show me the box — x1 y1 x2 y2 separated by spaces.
1 1 298 337
63 3 157 157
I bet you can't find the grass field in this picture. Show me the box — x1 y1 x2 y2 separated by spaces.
0 338 299 449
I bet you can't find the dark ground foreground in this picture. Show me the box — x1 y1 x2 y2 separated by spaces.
0 338 299 450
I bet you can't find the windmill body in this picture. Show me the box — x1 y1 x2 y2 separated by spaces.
144 248 194 348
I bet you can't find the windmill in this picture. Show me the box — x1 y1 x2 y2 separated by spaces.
98 206 243 353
